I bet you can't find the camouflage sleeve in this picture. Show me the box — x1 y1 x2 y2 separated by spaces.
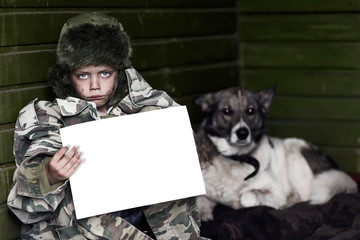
13 99 63 166
7 99 67 224
143 197 210 240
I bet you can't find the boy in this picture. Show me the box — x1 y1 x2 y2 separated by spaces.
7 12 206 240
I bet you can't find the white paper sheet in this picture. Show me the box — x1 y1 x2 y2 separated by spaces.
59 106 206 219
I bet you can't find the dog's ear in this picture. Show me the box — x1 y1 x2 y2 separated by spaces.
193 93 214 112
259 85 277 114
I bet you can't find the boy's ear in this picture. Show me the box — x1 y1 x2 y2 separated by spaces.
259 85 277 114
193 93 215 112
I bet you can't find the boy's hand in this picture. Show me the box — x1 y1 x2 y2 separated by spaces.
46 146 82 185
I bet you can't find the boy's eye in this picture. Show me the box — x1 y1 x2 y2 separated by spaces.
100 71 111 78
78 73 88 79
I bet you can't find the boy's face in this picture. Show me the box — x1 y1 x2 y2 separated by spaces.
71 65 118 115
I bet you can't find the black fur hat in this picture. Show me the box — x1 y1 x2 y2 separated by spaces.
48 12 132 105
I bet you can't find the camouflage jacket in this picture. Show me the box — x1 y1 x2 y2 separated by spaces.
7 68 207 240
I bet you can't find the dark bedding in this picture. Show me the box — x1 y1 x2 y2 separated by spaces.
200 192 360 240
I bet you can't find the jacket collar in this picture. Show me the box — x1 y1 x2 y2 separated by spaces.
56 97 100 119
119 68 178 113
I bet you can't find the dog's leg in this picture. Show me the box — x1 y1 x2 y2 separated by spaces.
280 191 302 209
310 169 358 205
196 196 217 221
240 188 288 209
240 190 262 207
239 172 288 209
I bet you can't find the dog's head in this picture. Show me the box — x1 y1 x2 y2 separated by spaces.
194 86 276 156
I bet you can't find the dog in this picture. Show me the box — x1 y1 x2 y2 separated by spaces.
194 86 358 221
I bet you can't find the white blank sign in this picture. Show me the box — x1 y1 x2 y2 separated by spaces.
60 106 206 219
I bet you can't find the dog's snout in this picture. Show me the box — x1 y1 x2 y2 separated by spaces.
236 127 249 140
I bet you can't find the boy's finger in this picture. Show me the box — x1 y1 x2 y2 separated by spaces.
68 157 83 177
63 150 81 169
52 146 69 162
64 146 79 159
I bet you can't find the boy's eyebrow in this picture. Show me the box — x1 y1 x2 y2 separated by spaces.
72 67 116 74
72 69 88 73
100 68 115 72
72 71 89 76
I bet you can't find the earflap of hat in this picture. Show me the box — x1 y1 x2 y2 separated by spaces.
47 63 78 99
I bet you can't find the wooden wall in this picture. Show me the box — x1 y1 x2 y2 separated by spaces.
3 0 360 238
0 1 238 239
238 0 360 173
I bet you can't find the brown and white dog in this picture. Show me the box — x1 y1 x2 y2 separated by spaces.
194 86 358 221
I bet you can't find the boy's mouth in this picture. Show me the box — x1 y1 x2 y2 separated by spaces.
88 95 103 100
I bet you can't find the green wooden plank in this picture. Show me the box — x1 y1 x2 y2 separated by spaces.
239 14 360 41
1 36 237 87
1 0 235 8
180 95 360 133
241 69 360 97
192 107 359 171
0 10 69 47
0 9 236 47
0 45 56 87
322 147 360 172
240 42 360 68
189 100 360 166
0 123 14 131
0 61 239 161
0 63 238 161
142 61 239 97
0 204 20 240
0 62 238 124
238 0 360 12
0 165 16 204
132 36 238 70
267 97 360 121
266 120 360 147
174 95 209 126
0 128 13 165
0 35 238 123
0 85 54 125
112 9 237 39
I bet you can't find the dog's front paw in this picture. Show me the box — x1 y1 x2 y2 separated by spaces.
241 191 260 207
196 196 216 222
199 210 214 222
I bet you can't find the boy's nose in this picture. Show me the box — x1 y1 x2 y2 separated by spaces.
90 76 100 90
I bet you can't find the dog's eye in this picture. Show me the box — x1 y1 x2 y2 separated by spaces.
222 108 233 116
246 107 256 115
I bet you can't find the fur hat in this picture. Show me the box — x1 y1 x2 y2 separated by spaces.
48 12 132 105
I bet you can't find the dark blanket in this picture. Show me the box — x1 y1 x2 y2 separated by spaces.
200 192 360 240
